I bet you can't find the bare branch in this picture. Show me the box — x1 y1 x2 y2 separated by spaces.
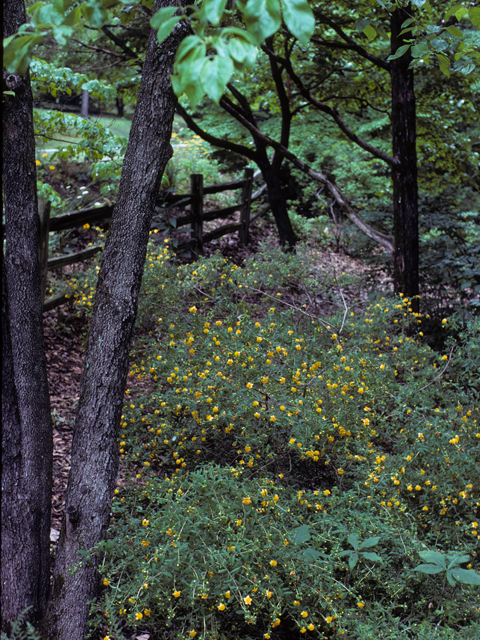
313 11 390 71
175 103 258 162
211 105 394 256
419 345 456 391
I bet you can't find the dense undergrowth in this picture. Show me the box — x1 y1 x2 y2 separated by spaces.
66 237 480 640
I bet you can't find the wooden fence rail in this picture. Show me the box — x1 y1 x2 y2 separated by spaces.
42 168 255 311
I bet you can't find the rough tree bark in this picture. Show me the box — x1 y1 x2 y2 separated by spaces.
391 5 419 310
1 0 53 631
46 4 189 639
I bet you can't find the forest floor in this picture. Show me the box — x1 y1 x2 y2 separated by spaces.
44 212 381 536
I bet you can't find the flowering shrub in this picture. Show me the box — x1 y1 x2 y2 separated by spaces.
75 239 479 639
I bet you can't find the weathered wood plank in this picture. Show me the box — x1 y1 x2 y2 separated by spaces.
47 246 102 270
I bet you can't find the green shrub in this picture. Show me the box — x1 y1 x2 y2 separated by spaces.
85 243 479 640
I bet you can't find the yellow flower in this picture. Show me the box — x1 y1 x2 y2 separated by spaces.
246 382 253 389
244 595 252 605
189 631 197 638
142 519 149 526
218 603 226 611
326 616 334 623
225 590 231 598
269 560 277 567
141 540 150 546
135 612 143 620
236 519 242 526
266 590 273 598
35 160 41 166
307 624 314 631
189 306 197 313
301 611 308 618
357 602 365 608
49 165 55 170
103 578 110 586
243 497 252 505
144 609 151 616
173 590 181 598
42 153 48 157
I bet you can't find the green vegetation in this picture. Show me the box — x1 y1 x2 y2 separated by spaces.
66 238 480 640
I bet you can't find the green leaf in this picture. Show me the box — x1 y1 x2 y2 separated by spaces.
430 37 448 51
243 0 281 44
411 41 429 58
363 24 377 42
355 18 370 32
445 3 464 21
176 36 206 65
300 547 322 563
82 2 108 28
411 0 426 7
361 552 382 563
228 36 257 68
388 44 410 61
446 26 464 39
156 15 182 45
203 0 228 26
446 570 457 587
450 568 480 586
358 536 380 550
151 6 177 28
414 564 444 575
201 52 234 103
349 552 359 570
455 7 468 21
469 7 480 29
436 53 450 77
347 533 359 550
280 0 315 45
293 524 311 544
446 554 470 568
418 551 446 567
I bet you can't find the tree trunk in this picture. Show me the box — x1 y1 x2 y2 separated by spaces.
390 5 419 311
116 95 124 117
261 161 297 249
2 0 53 631
80 89 89 118
46 6 188 640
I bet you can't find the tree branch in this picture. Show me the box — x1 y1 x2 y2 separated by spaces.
270 44 398 167
210 105 395 256
313 11 390 71
175 103 258 162
101 26 139 60
70 38 128 59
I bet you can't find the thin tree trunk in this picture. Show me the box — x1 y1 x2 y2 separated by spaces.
80 89 89 117
391 5 419 310
47 5 188 639
261 162 297 248
2 0 53 631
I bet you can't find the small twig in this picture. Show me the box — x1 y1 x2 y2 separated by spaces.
419 345 456 391
244 285 336 332
338 287 349 334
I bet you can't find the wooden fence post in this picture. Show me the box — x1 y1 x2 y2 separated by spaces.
191 173 203 259
38 197 51 307
239 168 254 245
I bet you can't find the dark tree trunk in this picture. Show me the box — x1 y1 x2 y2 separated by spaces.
391 5 419 311
1 0 53 631
261 160 297 249
116 95 125 117
46 6 188 639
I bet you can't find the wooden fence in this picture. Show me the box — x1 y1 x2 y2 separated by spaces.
41 168 255 311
